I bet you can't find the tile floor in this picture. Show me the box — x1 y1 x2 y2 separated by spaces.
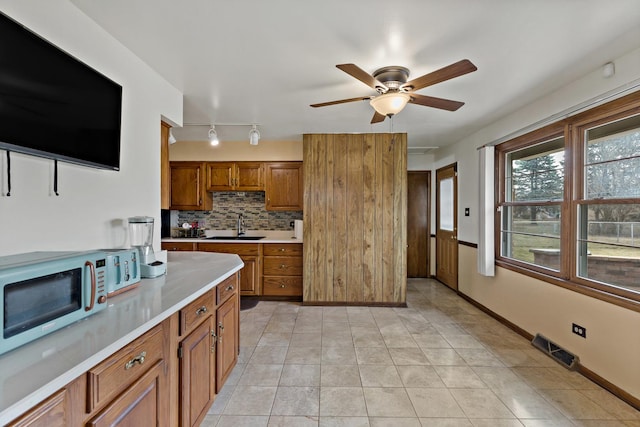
202 278 640 426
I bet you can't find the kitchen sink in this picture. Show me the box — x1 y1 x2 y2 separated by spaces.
204 236 266 240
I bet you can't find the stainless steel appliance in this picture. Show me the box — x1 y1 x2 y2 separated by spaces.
0 251 109 355
128 216 166 278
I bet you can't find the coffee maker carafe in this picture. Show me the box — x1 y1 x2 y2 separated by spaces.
128 216 166 278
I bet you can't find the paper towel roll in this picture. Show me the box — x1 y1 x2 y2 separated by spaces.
294 220 303 240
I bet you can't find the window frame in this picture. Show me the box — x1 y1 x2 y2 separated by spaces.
495 91 640 312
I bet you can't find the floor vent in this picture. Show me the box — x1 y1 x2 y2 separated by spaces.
531 333 579 370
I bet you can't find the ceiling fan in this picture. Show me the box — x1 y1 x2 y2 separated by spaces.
310 59 477 124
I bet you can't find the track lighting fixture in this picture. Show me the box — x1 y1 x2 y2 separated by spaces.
168 129 177 144
249 125 260 146
208 126 219 146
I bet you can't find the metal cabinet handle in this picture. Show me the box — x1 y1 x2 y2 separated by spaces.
125 351 146 370
279 248 286 252
196 306 208 316
225 285 234 292
280 283 286 288
218 322 224 344
211 330 217 353
280 264 286 269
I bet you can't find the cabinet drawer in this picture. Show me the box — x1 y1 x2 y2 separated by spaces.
263 243 302 256
197 243 260 256
161 242 195 251
262 277 302 296
87 324 164 413
217 274 238 305
180 291 215 336
263 256 302 276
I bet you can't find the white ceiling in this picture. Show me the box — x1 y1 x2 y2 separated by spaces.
71 0 640 147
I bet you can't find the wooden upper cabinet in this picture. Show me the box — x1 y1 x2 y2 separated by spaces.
206 162 263 191
170 162 213 210
265 162 303 211
160 122 171 209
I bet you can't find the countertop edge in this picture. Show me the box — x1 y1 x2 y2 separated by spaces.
0 252 243 425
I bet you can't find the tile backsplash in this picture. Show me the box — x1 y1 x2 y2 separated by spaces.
176 192 302 231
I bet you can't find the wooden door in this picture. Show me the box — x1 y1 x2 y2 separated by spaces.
216 296 238 392
407 171 430 277
265 162 303 211
206 162 235 191
87 361 167 427
435 164 458 290
179 318 215 427
235 162 264 191
239 255 259 296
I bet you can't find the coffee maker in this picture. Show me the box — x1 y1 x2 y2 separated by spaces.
128 216 166 278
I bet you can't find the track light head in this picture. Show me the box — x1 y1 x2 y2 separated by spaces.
249 125 260 145
208 126 219 146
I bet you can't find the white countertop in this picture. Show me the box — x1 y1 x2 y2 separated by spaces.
0 251 243 425
164 230 303 244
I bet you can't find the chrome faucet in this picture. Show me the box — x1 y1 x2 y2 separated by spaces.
237 213 246 236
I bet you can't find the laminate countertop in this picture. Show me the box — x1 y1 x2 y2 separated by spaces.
0 251 243 425
163 230 303 244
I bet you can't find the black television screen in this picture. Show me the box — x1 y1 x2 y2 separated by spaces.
0 12 122 170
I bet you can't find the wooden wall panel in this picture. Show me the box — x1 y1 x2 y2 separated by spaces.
303 133 407 305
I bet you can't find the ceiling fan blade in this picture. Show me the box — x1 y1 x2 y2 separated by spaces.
310 96 371 108
402 59 477 91
409 93 465 111
336 64 387 90
370 111 386 124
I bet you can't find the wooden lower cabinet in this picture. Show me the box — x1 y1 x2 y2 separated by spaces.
87 361 167 427
197 243 261 297
8 274 241 427
7 389 67 427
216 294 238 392
262 243 303 297
179 317 215 427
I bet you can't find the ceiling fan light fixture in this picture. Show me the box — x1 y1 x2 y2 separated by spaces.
249 125 260 145
369 92 410 117
208 126 219 146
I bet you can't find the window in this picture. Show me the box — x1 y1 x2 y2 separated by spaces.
496 92 640 308
502 136 564 270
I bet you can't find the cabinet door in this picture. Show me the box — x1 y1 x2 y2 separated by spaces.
216 296 238 393
87 361 167 427
179 317 215 427
206 162 235 191
235 162 264 191
265 162 303 211
170 162 211 210
239 255 259 296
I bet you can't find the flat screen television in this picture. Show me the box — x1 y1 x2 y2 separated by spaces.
0 12 122 170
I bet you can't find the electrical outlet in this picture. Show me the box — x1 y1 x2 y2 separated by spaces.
572 323 586 338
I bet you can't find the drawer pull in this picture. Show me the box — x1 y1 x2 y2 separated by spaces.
195 306 208 316
280 248 286 252
280 283 286 288
280 264 286 269
218 322 224 344
225 285 234 292
124 351 146 370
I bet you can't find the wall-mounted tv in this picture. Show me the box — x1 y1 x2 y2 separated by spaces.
0 12 122 171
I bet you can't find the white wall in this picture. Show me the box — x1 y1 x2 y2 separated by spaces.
0 1 183 256
430 46 640 400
